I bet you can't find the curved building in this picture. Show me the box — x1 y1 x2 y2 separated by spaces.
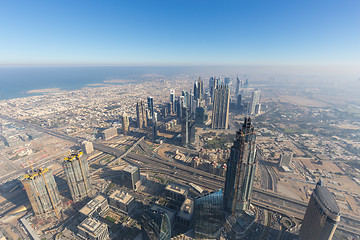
141 208 171 240
299 180 341 240
194 189 224 239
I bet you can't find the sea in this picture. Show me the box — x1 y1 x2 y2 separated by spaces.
0 66 206 100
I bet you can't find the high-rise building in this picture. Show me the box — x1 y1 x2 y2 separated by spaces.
136 101 147 129
210 77 220 103
170 89 175 113
194 189 224 239
235 76 240 97
181 107 194 147
224 118 257 213
211 84 230 129
122 165 140 190
63 150 92 202
122 113 129 135
194 77 203 102
147 96 154 118
21 167 62 218
195 107 206 125
152 118 158 141
299 180 341 240
250 90 261 115
141 208 171 240
224 77 230 85
236 94 242 108
78 217 110 240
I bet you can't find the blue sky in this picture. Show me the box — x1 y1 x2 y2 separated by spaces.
0 0 359 66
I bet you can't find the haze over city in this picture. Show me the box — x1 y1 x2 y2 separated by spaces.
0 1 359 240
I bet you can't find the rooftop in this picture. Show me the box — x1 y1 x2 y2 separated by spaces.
64 151 83 162
80 195 107 216
109 190 134 205
78 217 106 236
22 167 49 180
177 198 194 221
123 164 139 174
165 182 189 195
315 180 340 215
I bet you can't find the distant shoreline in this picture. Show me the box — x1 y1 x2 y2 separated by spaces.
26 88 64 94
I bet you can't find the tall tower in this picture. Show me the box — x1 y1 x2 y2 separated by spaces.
181 107 194 147
299 180 341 240
147 96 154 118
136 101 147 129
194 77 203 102
170 89 175 113
250 90 261 115
21 167 62 218
235 76 240 97
122 113 129 135
224 117 257 214
63 151 92 202
211 84 230 129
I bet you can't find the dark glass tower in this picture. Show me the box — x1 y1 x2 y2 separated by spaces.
194 189 224 239
224 117 257 214
141 209 171 240
147 96 154 117
211 84 230 129
299 180 341 240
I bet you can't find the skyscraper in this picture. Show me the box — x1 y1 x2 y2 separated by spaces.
141 208 171 240
21 167 62 218
210 76 219 103
147 96 154 118
170 89 175 112
299 180 341 240
211 84 230 129
152 118 158 141
194 189 224 239
136 101 147 129
224 77 230 85
181 107 195 147
194 77 203 102
250 90 261 115
122 113 129 135
63 150 92 202
235 76 240 97
224 117 257 214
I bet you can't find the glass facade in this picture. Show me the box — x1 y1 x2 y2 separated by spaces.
194 189 224 239
141 209 171 240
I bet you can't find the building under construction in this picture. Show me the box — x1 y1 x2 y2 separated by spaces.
63 150 92 202
21 167 62 218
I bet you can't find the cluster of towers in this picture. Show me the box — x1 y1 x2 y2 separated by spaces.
21 150 92 219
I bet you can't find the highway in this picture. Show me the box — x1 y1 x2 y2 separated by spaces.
1 114 359 236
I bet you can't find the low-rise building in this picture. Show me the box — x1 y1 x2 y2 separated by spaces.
80 195 109 218
78 217 110 240
109 190 136 214
164 182 189 203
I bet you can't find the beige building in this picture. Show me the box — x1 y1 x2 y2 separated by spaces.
78 217 109 240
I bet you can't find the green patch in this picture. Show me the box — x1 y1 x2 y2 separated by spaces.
105 216 116 223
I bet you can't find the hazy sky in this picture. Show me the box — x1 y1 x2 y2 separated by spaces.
1 0 359 66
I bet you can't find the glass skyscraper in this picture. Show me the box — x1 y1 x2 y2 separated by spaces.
224 117 257 214
141 209 171 240
194 189 224 239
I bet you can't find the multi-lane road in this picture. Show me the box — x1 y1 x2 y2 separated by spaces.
1 114 359 236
